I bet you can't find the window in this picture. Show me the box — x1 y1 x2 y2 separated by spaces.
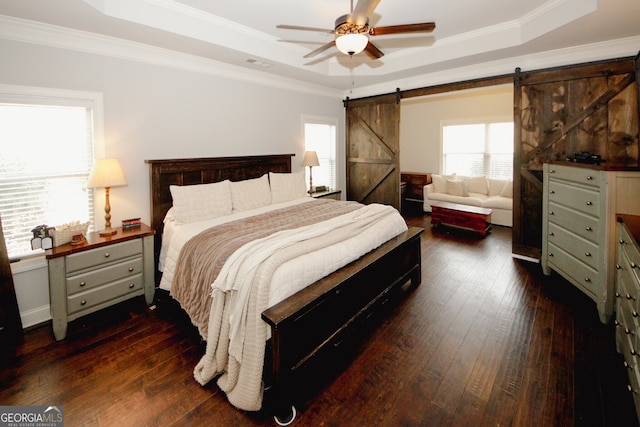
442 120 513 179
0 85 103 259
303 117 337 190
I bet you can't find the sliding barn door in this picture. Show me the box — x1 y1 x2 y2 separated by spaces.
345 94 401 209
513 57 639 260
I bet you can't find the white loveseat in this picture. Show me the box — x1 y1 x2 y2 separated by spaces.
423 174 513 227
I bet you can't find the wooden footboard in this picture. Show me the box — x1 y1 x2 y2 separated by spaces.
262 226 423 421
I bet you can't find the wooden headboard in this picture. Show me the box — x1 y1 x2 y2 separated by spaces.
145 154 294 277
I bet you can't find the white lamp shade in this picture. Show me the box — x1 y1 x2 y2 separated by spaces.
88 158 128 188
302 151 320 167
335 33 369 55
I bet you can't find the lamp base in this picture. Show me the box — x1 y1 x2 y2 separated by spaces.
98 227 118 237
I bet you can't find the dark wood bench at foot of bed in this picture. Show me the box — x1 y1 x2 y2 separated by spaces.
146 154 424 424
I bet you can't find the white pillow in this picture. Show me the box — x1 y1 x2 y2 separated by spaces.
269 171 308 204
446 179 468 197
488 179 507 197
465 176 488 195
230 174 271 212
500 180 513 198
169 180 232 224
432 173 456 193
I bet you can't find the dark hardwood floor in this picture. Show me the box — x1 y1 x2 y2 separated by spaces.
1 213 638 426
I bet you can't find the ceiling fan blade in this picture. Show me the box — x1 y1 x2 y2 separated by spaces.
364 41 384 59
304 41 336 58
277 24 335 34
369 22 436 36
352 0 381 25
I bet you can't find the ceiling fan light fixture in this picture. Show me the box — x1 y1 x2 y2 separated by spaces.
335 33 368 56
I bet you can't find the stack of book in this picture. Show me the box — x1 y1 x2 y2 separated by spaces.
122 217 141 230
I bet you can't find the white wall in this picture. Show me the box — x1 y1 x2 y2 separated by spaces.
0 38 345 328
400 85 514 174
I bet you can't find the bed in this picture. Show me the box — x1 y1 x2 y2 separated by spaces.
146 154 423 424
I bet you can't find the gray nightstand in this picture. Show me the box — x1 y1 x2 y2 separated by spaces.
46 224 155 340
311 190 341 200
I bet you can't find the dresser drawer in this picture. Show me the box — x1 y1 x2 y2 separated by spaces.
66 257 143 295
547 243 598 296
548 202 599 242
547 164 600 188
548 180 600 216
548 223 599 269
66 239 142 273
67 274 144 315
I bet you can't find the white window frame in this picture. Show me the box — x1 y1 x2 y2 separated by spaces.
440 116 513 179
0 84 104 261
301 115 338 191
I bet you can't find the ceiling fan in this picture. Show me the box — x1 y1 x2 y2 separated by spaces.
276 0 435 60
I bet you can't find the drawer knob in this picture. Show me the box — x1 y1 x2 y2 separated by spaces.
616 264 622 270
550 190 555 194
631 348 638 356
80 281 86 287
634 310 639 318
81 300 87 306
629 385 639 394
584 277 591 283
549 232 554 236
549 253 554 257
627 293 636 301
129 283 135 289
616 292 622 298
550 169 556 174
626 328 635 335
585 226 592 232
586 201 593 206
549 211 555 216
585 252 592 257
104 252 110 258
632 262 638 269
625 361 633 370
129 267 134 272
586 176 593 180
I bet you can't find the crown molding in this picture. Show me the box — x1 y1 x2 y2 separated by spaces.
0 15 341 99
346 35 640 99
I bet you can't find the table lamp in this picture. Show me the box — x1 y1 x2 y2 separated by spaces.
302 151 320 194
88 158 128 236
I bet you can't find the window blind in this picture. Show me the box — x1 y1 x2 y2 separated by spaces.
0 104 95 258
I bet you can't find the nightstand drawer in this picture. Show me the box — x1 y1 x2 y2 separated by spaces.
66 239 142 273
547 164 600 188
548 202 599 242
66 257 143 295
548 223 599 269
548 180 599 216
67 275 144 315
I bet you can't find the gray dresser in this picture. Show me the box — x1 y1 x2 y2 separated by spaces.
46 224 155 340
615 215 640 422
541 162 640 323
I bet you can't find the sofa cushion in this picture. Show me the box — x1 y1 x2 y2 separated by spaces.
428 191 485 207
432 173 456 193
446 179 468 197
483 196 513 210
500 180 513 198
464 176 489 195
488 179 507 197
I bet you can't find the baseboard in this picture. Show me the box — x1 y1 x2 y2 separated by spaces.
20 305 51 329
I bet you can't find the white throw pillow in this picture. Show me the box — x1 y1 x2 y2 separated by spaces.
432 173 456 193
465 176 488 195
446 179 468 197
230 174 272 212
269 171 308 204
169 180 232 224
500 180 513 198
488 179 507 197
